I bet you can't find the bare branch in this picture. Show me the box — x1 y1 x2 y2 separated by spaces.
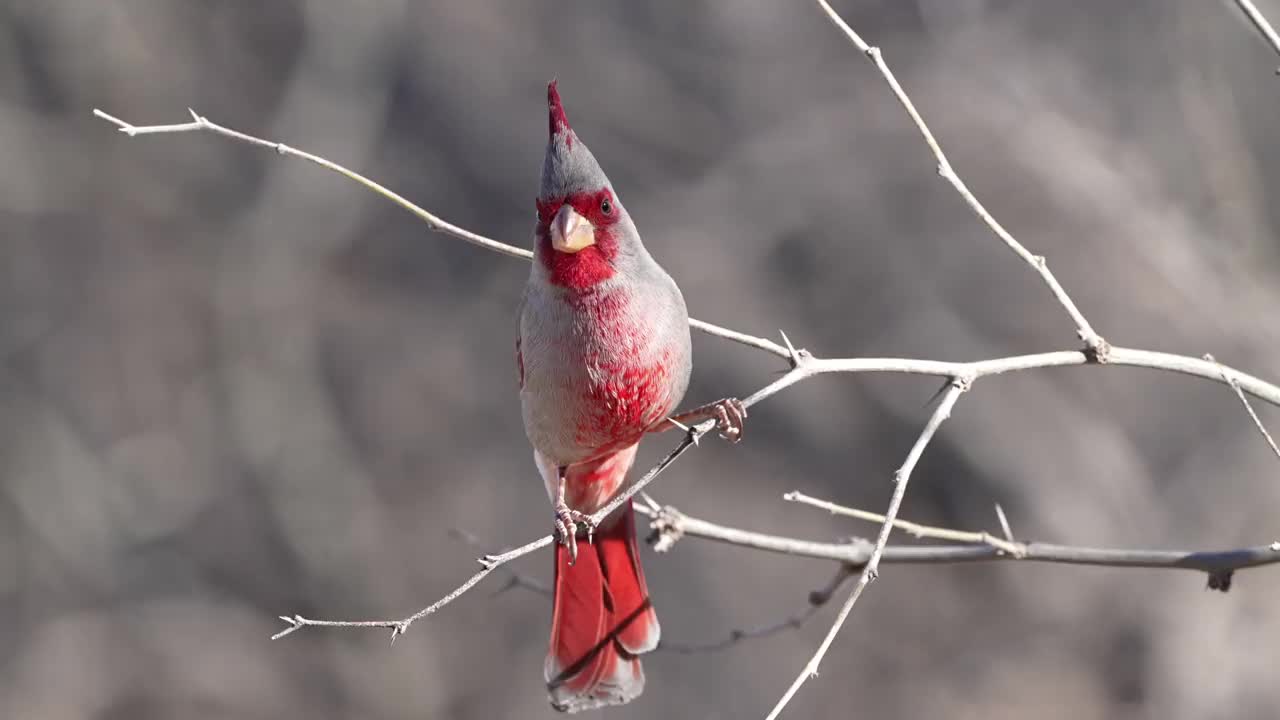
783 490 1024 557
271 534 553 642
459 515 859 656
1206 354 1280 462
812 0 1107 356
765 379 968 720
1233 0 1280 71
91 107 788 360
640 502 1280 580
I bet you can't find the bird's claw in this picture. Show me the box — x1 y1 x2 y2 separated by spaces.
554 502 595 565
711 398 748 443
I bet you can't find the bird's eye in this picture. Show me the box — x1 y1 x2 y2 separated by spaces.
600 198 613 215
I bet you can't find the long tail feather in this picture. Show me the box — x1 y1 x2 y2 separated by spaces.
546 503 659 713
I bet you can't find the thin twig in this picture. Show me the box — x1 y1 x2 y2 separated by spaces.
812 0 1107 357
765 379 968 720
272 534 553 642
1234 0 1280 72
1206 354 1280 462
783 490 1024 557
90 108 789 360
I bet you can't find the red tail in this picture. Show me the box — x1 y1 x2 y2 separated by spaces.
545 503 660 713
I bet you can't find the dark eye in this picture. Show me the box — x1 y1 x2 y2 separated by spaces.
600 197 613 215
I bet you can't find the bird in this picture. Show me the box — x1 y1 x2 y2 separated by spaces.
517 80 746 713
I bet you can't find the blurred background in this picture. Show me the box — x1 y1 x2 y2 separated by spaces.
3 0 1280 717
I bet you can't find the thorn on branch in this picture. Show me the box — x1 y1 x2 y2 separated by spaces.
271 615 304 640
994 503 1016 543
1206 570 1234 592
778 329 806 369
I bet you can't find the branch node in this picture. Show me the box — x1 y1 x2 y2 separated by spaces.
1206 570 1234 593
865 45 881 61
1083 334 1113 364
648 506 685 553
478 554 500 570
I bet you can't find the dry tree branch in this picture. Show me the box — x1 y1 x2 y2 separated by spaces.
90 108 791 361
1234 0 1280 71
764 379 967 720
481 493 1280 655
451 523 858 655
812 0 1107 357
642 503 1280 583
783 490 1024 557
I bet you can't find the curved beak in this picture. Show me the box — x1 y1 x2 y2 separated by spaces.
550 204 595 254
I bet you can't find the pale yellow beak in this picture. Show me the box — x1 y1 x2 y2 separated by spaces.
550 204 595 253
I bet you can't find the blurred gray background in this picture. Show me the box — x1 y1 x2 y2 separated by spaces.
3 0 1280 718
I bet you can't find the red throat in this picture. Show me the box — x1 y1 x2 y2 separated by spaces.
535 190 620 289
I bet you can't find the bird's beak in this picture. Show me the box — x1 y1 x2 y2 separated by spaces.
551 204 595 254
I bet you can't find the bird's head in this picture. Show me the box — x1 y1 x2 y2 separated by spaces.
534 81 643 290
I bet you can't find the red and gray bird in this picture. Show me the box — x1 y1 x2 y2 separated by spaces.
517 81 745 712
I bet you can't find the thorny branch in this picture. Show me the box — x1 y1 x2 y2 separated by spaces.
764 380 967 720
643 501 1280 579
813 0 1107 358
470 493 1280 655
783 490 1025 557
451 525 858 655
96 0 1280 715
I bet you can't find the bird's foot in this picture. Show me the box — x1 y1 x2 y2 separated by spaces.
554 502 595 565
708 397 748 442
669 397 748 442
